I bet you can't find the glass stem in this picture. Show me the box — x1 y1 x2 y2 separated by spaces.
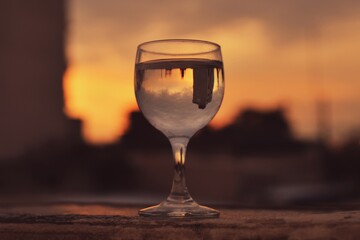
167 137 193 203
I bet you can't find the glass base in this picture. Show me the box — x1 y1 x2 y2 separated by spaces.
139 199 219 218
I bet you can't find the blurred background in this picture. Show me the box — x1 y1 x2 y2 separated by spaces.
0 0 359 207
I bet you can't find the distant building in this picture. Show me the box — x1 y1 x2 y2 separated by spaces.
121 111 168 150
190 107 309 154
0 0 81 159
122 108 308 154
316 99 331 143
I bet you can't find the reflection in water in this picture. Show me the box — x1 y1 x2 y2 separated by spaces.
137 88 223 137
135 58 224 138
193 68 215 109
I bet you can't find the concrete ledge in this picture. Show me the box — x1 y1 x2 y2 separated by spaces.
0 204 359 239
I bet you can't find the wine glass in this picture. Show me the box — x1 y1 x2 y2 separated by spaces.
134 39 224 218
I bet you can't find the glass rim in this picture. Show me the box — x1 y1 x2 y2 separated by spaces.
137 39 221 56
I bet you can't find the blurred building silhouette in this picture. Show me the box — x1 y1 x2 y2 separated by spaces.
316 99 331 143
121 111 169 150
120 109 359 205
121 108 307 154
205 108 307 154
0 0 81 159
0 104 357 204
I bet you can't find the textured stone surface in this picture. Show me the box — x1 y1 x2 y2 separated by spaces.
0 204 359 240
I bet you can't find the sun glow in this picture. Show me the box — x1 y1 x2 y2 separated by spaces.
63 65 137 144
65 0 360 144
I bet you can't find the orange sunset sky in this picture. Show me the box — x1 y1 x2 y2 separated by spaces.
63 0 360 144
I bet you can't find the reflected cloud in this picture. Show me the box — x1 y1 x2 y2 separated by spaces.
137 85 223 137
